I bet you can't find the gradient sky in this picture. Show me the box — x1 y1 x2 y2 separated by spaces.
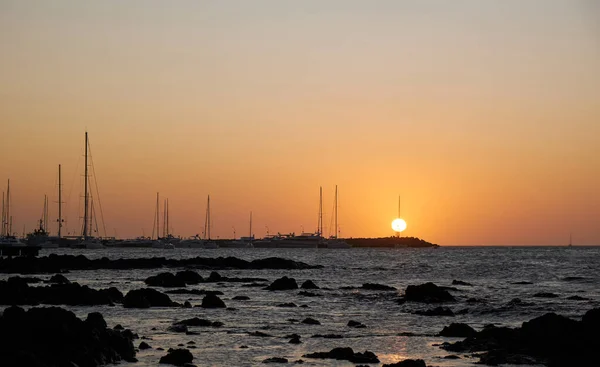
1 0 599 245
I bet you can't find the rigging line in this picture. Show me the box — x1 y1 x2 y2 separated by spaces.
87 138 108 238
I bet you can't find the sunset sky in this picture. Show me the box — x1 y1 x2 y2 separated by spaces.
1 0 598 245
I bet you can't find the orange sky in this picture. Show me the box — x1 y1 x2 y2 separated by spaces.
1 1 599 245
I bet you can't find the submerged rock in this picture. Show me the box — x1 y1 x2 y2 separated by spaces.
139 341 152 350
403 282 455 303
451 280 472 286
0 306 136 367
267 276 298 291
174 317 223 327
348 320 367 328
145 272 187 288
533 292 559 298
303 347 379 363
300 280 319 289
382 359 427 367
48 274 70 284
301 317 321 325
263 357 288 363
439 323 477 337
200 294 226 308
362 283 397 291
277 302 297 308
159 348 193 366
123 288 178 308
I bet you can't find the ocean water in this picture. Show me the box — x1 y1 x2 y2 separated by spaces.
3 246 599 367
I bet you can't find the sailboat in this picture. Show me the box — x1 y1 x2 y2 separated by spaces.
568 233 573 247
326 185 350 248
221 211 254 248
77 132 105 249
0 179 25 247
26 195 58 248
202 195 218 249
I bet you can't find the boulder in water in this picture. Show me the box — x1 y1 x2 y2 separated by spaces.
300 280 319 289
301 317 321 325
439 323 477 337
415 306 454 317
123 288 177 308
200 294 226 308
362 283 396 291
303 347 379 363
159 348 193 366
263 357 288 363
403 282 455 303
267 276 298 291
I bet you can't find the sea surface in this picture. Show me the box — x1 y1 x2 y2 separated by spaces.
3 246 599 367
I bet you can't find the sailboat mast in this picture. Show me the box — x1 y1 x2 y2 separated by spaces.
249 211 252 238
57 164 63 238
155 192 160 240
334 185 338 239
6 180 10 236
165 199 169 237
162 199 166 238
1 191 4 236
83 132 89 239
318 186 323 236
207 195 211 240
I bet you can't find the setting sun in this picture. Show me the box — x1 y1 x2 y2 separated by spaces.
391 218 407 233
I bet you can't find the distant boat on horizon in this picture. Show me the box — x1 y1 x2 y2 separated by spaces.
568 233 573 247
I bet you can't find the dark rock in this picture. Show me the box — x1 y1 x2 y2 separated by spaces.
533 292 559 298
416 306 454 317
300 280 319 289
114 324 124 330
347 320 366 328
0 278 123 306
239 345 249 348
123 288 177 308
145 272 187 288
183 301 192 308
165 289 223 296
289 335 302 344
200 294 226 308
294 360 304 364
404 282 455 303
233 295 250 300
249 331 271 337
444 355 460 359
301 317 321 325
0 306 136 367
303 347 379 363
382 359 426 367
512 281 533 285
582 308 600 330
567 295 589 301
277 303 297 308
48 274 70 284
139 341 152 349
267 276 298 291
168 324 188 333
311 334 343 339
85 311 107 329
452 280 472 286
563 276 586 281
362 283 396 291
159 348 193 366
175 270 203 284
0 254 321 274
263 357 288 363
174 317 222 327
439 323 477 337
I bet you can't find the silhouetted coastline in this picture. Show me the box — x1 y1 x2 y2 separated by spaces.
344 236 438 248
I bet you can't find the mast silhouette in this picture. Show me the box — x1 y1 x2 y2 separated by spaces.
57 164 63 238
155 192 160 240
204 195 211 240
334 185 338 239
82 132 89 239
249 211 253 239
318 186 323 236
